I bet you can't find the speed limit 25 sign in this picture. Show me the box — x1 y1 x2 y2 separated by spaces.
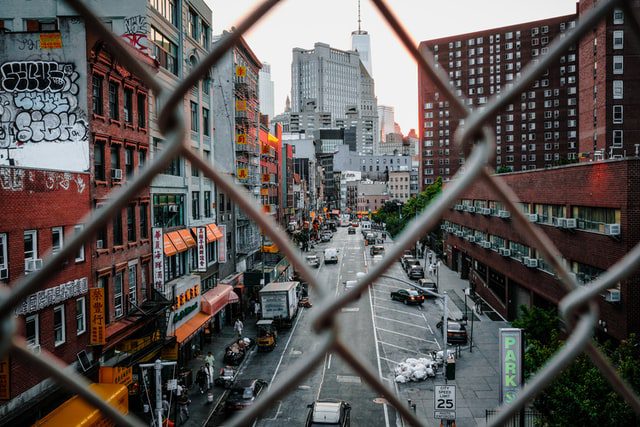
434 385 456 420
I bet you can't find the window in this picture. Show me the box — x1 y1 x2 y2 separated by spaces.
192 191 200 220
140 204 149 239
76 297 86 335
613 130 623 147
613 8 624 25
150 0 177 25
53 305 65 346
153 194 185 228
125 147 134 177
0 233 7 277
128 264 137 307
201 22 210 48
155 138 181 176
190 102 199 132
127 205 136 242
204 191 211 217
26 314 39 347
94 141 105 180
24 230 37 265
188 8 198 39
51 227 63 253
613 105 623 124
202 108 210 136
92 75 103 115
137 93 147 128
124 88 133 124
114 272 123 317
613 31 624 49
613 80 623 99
613 55 623 74
113 211 123 246
108 81 119 120
111 145 121 172
73 225 85 262
139 150 146 171
150 26 178 75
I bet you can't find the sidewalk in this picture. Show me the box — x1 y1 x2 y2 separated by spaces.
172 317 258 427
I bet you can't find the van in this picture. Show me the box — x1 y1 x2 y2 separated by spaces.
361 221 372 232
324 247 339 264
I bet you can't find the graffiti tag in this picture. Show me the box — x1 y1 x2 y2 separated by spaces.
0 61 77 93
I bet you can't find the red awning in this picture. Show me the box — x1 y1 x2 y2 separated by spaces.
228 290 239 304
201 285 233 316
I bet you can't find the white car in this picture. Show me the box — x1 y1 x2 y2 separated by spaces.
324 247 339 264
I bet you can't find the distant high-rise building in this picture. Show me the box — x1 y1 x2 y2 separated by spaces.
259 62 275 120
378 105 395 143
351 0 373 76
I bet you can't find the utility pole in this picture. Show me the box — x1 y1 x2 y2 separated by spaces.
140 359 177 427
443 291 448 383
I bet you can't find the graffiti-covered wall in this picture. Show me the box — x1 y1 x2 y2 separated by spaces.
0 19 89 172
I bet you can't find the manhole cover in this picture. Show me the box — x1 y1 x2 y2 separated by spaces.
373 397 389 405
291 350 302 355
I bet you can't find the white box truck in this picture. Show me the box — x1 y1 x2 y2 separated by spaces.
259 281 300 329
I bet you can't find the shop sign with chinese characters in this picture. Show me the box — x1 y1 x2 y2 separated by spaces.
196 226 207 272
152 227 164 290
218 225 227 263
89 287 106 345
15 277 88 315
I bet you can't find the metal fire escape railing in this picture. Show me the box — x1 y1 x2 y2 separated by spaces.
2 0 640 427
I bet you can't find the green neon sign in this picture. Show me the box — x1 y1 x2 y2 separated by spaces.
499 328 523 404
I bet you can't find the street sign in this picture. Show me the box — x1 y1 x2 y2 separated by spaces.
434 385 456 420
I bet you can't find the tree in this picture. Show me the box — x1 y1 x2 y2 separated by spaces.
495 165 512 174
512 306 640 426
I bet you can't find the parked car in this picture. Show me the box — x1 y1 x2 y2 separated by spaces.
408 265 425 279
364 232 377 245
347 227 356 235
403 258 421 272
390 289 425 305
417 278 438 294
324 247 339 264
224 379 268 412
369 245 385 256
320 231 332 242
399 251 415 268
305 254 320 268
305 399 351 426
436 319 468 344
350 221 359 227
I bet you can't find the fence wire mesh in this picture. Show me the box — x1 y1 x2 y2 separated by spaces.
2 0 640 426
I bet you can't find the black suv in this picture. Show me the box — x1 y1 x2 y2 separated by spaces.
369 245 385 256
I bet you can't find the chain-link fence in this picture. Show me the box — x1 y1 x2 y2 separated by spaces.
3 0 640 426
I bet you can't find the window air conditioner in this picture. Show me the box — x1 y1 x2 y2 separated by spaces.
467 206 476 213
481 241 492 249
96 240 104 249
523 257 539 268
440 224 447 230
564 218 577 229
25 259 43 272
499 248 511 256
605 289 621 303
604 223 620 236
27 343 41 354
498 210 511 218
527 213 538 222
111 168 123 180
168 205 179 213
480 207 491 215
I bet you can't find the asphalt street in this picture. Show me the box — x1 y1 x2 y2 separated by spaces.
207 226 509 427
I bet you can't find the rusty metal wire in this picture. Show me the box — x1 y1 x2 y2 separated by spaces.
2 0 640 426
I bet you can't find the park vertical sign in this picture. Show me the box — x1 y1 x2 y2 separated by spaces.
499 328 524 404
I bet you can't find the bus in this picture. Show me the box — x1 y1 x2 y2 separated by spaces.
340 214 351 227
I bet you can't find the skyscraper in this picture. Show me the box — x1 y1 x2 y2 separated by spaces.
351 0 373 77
259 62 275 120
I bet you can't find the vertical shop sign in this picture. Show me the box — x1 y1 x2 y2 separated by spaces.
89 287 106 345
218 225 227 263
152 227 164 290
197 226 207 272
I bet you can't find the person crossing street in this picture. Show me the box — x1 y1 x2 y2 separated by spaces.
234 318 244 338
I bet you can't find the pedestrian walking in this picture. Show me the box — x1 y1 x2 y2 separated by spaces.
177 392 190 423
428 263 435 276
204 351 215 369
205 362 215 390
234 318 244 338
254 301 261 318
196 366 207 394
161 395 170 418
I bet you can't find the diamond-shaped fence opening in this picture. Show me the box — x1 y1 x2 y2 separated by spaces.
2 0 640 426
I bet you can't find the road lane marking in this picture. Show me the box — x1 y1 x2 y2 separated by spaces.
421 312 440 350
327 354 332 370
369 271 390 427
378 340 433 355
341 307 360 312
379 356 400 365
376 327 438 344
336 375 361 384
373 304 425 318
374 315 429 329
268 305 305 391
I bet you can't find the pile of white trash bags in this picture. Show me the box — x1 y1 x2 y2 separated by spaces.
394 350 455 383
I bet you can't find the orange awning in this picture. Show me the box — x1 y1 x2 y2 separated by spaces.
201 285 233 316
178 229 196 247
228 290 239 304
174 312 212 344
191 226 216 243
209 224 223 240
164 235 177 257
167 231 188 253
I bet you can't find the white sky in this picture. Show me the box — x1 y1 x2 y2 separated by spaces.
207 0 578 134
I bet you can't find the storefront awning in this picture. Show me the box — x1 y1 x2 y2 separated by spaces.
229 290 239 303
210 224 223 240
174 312 212 344
178 229 196 247
167 231 188 253
164 235 177 257
201 284 234 316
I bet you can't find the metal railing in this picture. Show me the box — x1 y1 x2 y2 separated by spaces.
3 0 640 426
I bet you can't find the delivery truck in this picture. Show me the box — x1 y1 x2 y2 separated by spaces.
259 281 300 329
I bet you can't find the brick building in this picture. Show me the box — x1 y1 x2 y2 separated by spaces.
441 159 640 341
418 13 579 187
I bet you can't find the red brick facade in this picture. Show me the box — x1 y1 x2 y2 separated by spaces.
442 159 640 341
0 166 91 398
87 41 154 341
